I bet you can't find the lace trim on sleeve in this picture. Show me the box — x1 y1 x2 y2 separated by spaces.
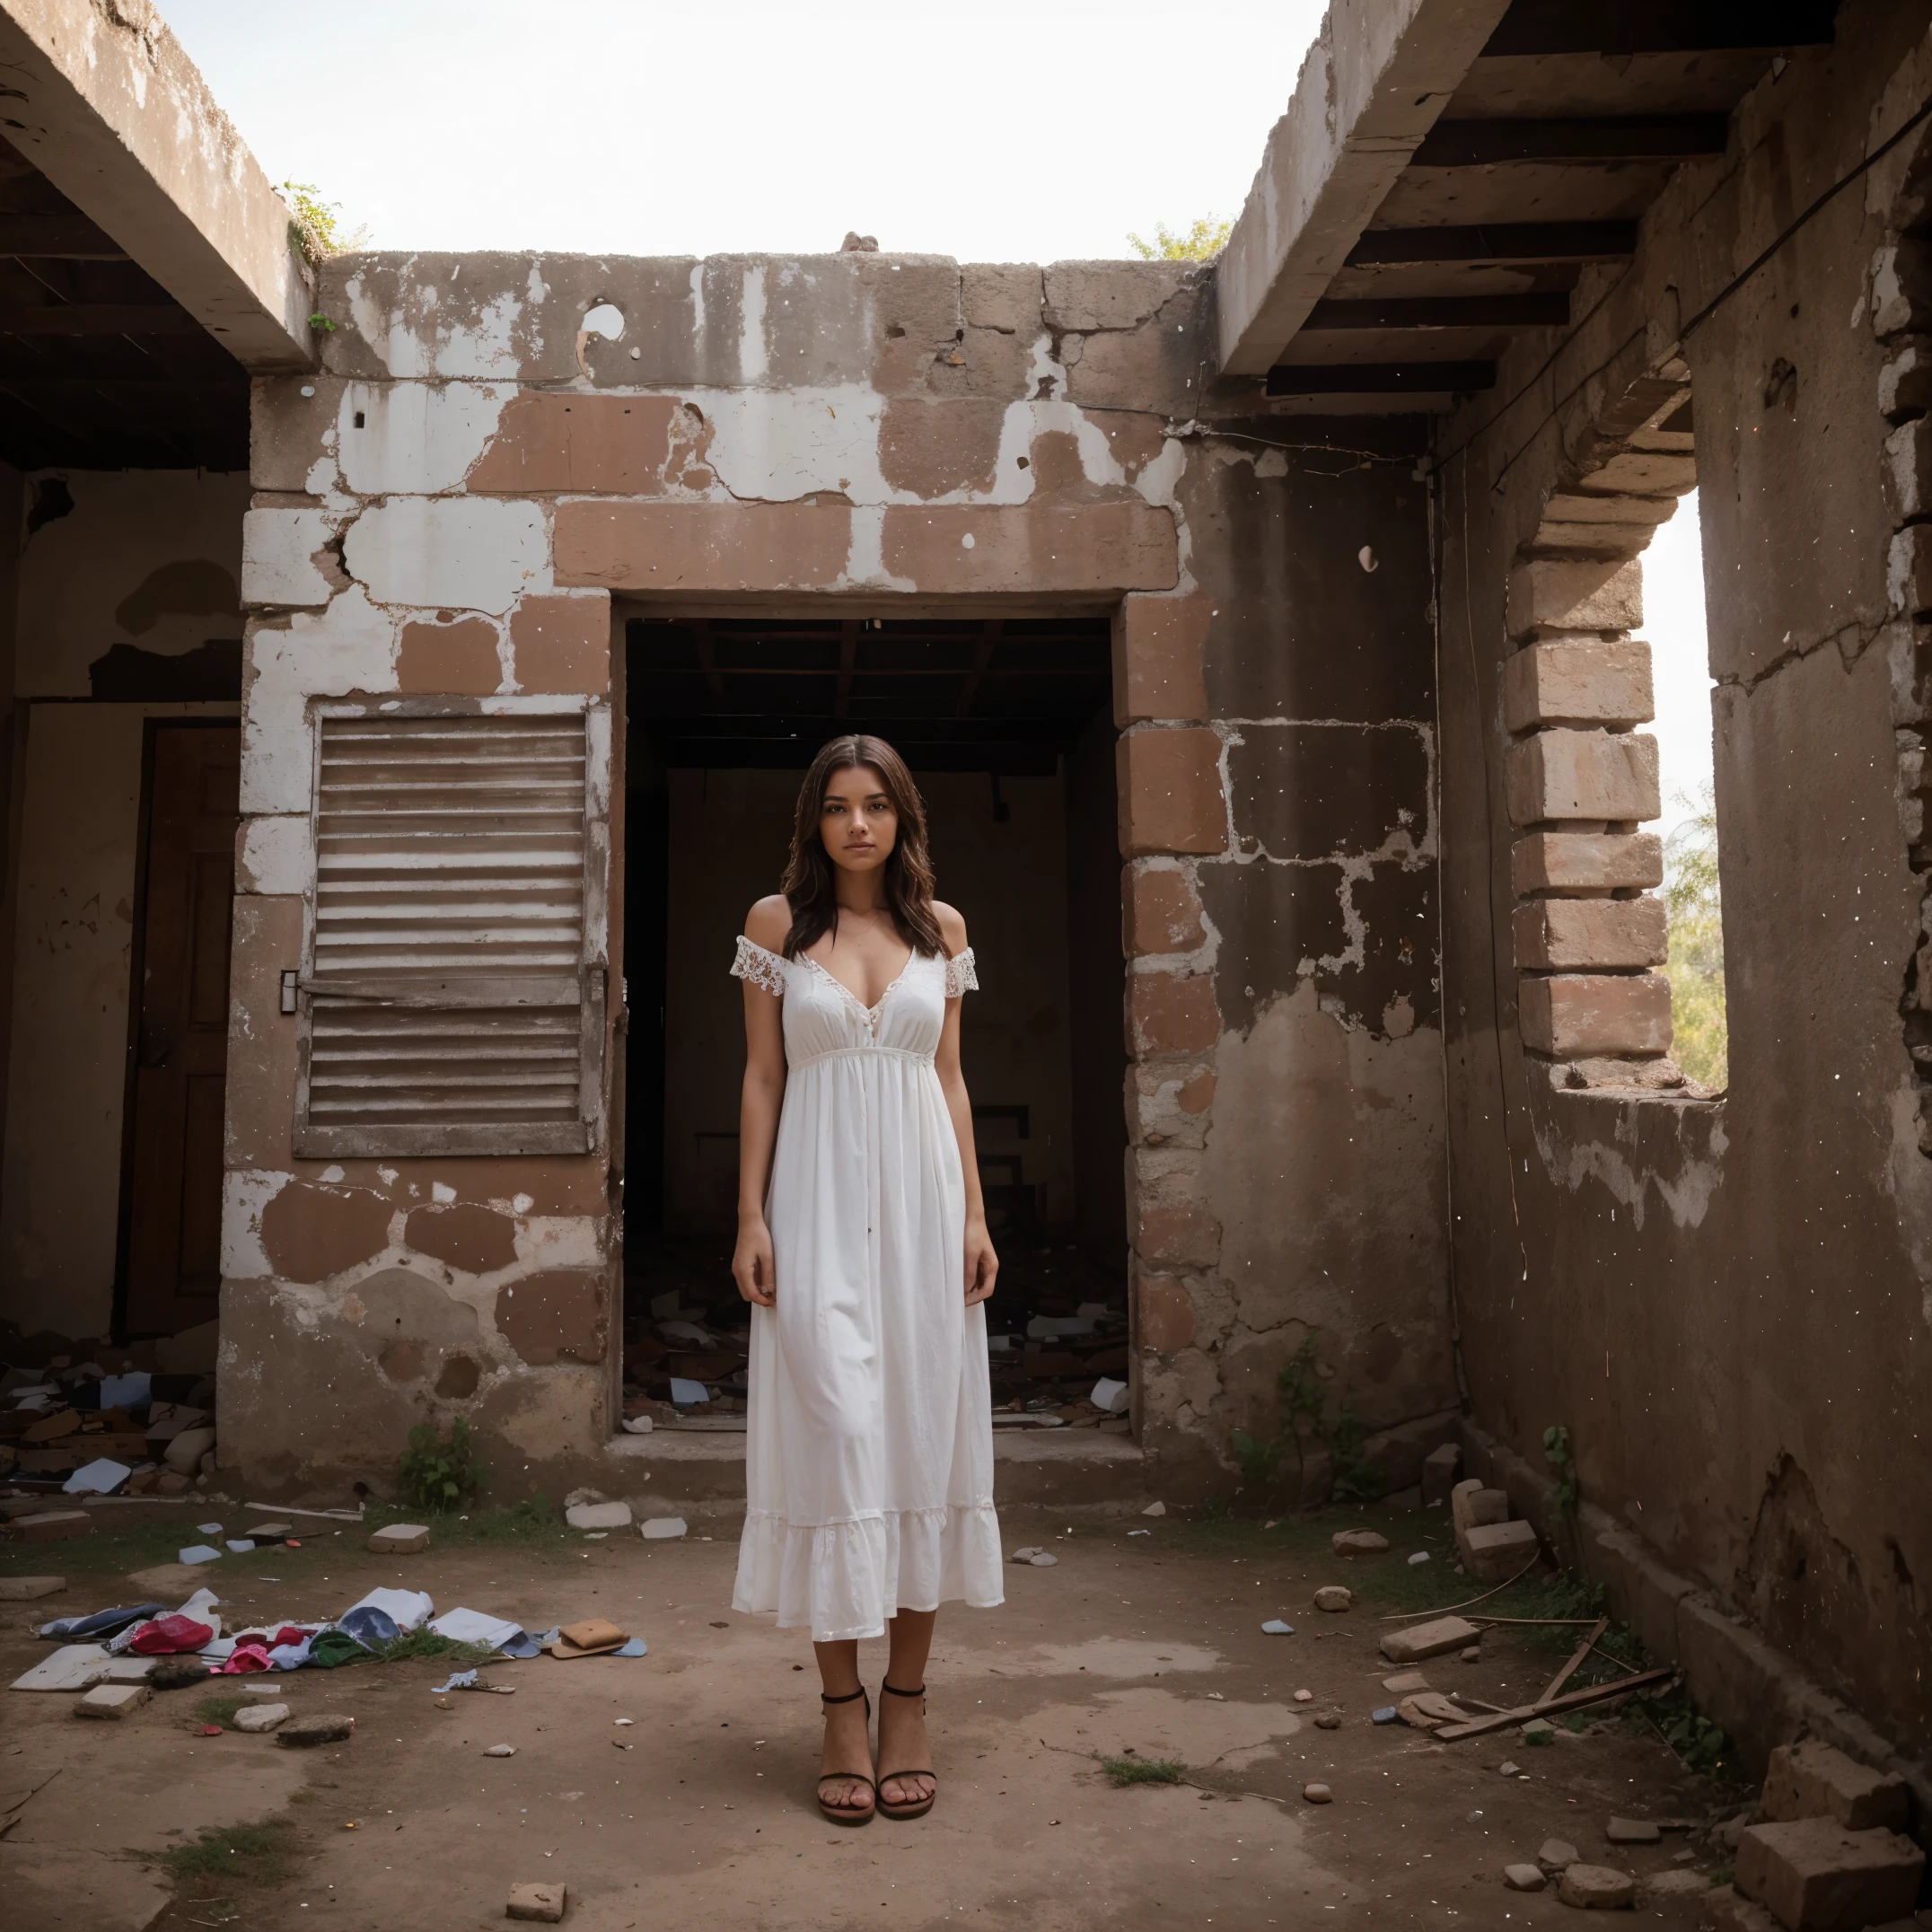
944 946 979 998
732 935 788 999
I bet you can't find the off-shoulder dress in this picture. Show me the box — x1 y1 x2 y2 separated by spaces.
727 936 1004 1641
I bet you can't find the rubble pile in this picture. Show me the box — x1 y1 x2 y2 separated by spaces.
618 1230 1130 1430
1 1328 220 1524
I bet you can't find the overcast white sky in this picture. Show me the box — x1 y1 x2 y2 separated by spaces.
158 0 1327 262
156 0 1715 839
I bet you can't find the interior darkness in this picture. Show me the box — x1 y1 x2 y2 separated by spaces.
0 136 249 470
619 613 1131 1430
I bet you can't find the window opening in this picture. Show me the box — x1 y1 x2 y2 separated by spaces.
1647 489 1726 1090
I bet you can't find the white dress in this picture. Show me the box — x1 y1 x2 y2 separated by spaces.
728 935 1004 1642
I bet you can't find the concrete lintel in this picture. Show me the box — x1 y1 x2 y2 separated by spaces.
0 0 313 370
1216 0 1514 376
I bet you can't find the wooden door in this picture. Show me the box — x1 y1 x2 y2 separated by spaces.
123 725 240 1335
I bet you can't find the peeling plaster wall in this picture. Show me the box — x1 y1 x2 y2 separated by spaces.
17 470 248 698
1438 0 1932 1759
1126 419 1455 1484
228 246 1451 1505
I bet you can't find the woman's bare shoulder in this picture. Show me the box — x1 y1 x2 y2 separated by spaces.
743 896 791 951
932 900 969 957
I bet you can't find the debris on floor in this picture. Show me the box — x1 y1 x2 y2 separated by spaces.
505 1880 566 1922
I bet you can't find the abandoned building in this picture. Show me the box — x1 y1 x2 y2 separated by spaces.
0 0 1927 1811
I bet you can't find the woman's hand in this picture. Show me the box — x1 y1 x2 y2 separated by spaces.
733 1216 777 1307
963 1217 998 1307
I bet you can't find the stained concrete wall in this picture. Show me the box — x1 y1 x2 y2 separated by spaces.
657 766 1076 1237
1438 0 1932 1762
226 247 1454 1501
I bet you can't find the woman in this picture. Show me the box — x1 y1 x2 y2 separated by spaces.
729 734 1002 1826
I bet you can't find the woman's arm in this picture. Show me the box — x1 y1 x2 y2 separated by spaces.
732 896 791 1307
934 902 997 1307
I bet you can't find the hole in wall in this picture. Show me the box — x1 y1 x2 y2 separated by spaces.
580 303 625 341
26 476 73 536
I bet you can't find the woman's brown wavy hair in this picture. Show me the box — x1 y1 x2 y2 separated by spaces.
782 734 944 961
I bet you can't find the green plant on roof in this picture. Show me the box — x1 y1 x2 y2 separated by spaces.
281 181 371 264
1127 215 1232 260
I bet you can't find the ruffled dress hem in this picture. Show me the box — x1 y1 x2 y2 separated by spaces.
731 1502 1005 1642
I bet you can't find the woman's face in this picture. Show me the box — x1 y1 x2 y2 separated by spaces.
819 764 898 876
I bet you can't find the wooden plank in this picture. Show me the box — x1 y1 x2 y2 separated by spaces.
1431 1664 1676 1742
1480 0 1838 57
1411 117 1730 167
1347 223 1637 265
0 304 204 336
1538 1615 1609 1704
0 213 127 258
1266 360 1496 395
1304 294 1569 330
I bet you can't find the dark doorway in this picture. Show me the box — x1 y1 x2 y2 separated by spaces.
119 724 240 1337
619 613 1128 1431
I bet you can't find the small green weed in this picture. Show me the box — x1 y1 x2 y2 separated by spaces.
1101 1755 1187 1787
397 1417 487 1511
1231 1335 1385 1510
1646 1689 1735 1778
158 1819 300 1887
193 1691 251 1730
308 312 337 332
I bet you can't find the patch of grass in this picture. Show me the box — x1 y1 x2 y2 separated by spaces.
362 1493 575 1553
193 1691 251 1729
1101 1755 1187 1787
370 1629 496 1665
157 1819 300 1888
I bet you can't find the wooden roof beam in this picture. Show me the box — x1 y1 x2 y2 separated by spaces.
1265 361 1497 395
1304 294 1569 329
1216 0 1517 376
1347 222 1637 265
0 212 127 259
1412 117 1730 166
1480 0 1838 57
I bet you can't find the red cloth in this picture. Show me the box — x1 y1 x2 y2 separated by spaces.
128 1614 213 1655
219 1643 272 1674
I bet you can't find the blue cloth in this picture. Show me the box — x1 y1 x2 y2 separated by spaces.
40 1603 164 1641
337 1605 400 1649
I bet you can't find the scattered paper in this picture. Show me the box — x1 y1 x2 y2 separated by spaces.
224 1540 257 1555
620 1415 654 1434
1090 1377 1129 1414
1407 1551 1430 1566
339 1586 435 1632
98 1372 152 1409
639 1517 687 1541
11 1643 111 1692
198 1523 223 1535
429 1608 524 1650
1261 1620 1295 1635
62 1458 132 1495
668 1378 708 1406
177 1545 223 1566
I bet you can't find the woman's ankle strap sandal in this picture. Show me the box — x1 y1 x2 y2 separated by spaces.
875 1682 936 1821
817 1689 876 1826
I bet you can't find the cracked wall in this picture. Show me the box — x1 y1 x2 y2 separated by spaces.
1437 0 1932 1761
224 246 1453 1503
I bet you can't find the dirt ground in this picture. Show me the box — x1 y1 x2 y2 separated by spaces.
1 1497 1752 1930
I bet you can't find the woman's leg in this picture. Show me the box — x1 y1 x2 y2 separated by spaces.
877 1609 937 1808
815 1638 874 1814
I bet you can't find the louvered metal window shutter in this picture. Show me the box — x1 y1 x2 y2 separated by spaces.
294 707 607 1157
